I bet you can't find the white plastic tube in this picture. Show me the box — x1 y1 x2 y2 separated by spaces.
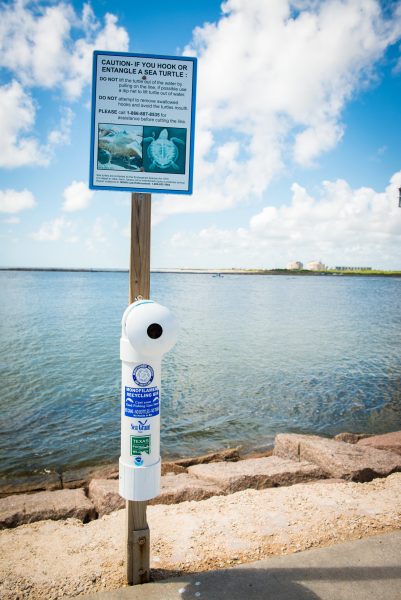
119 300 177 501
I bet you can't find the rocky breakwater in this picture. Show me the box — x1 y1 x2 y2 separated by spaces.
1 431 401 528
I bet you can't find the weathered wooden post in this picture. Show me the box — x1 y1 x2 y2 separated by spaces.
126 191 151 584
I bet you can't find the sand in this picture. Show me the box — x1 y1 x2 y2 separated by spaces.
1 473 400 599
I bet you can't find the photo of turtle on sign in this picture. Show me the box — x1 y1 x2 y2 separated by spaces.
143 126 187 174
97 124 187 175
97 124 143 171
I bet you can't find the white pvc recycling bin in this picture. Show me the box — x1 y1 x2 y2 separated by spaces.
119 299 177 501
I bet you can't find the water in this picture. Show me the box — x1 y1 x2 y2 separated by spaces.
1 271 400 480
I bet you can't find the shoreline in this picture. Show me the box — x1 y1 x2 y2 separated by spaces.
0 445 271 498
1 267 401 276
0 431 385 499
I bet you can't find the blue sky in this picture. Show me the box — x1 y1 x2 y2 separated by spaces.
1 0 401 269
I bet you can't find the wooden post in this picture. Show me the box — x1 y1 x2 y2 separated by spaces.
126 191 152 585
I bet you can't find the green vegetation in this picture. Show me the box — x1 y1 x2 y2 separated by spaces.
326 269 401 277
225 268 401 277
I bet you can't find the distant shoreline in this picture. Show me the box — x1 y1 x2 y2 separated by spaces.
1 267 401 277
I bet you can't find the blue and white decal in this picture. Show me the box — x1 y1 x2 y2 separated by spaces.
132 364 154 386
125 386 160 418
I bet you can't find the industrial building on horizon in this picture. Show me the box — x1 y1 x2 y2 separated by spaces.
286 261 373 271
286 260 326 271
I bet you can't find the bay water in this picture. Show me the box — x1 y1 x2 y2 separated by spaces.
1 271 400 480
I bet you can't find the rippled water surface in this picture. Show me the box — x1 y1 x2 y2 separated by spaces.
1 271 400 479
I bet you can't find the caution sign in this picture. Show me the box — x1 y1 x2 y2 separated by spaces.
89 51 197 194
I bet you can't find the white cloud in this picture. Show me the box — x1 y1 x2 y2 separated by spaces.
31 216 71 241
0 80 46 167
0 2 128 167
154 0 401 223
0 80 74 167
85 217 108 251
47 108 74 146
0 1 73 89
293 121 344 166
0 188 36 213
3 216 20 224
62 180 94 212
168 170 401 269
0 1 129 99
64 13 129 100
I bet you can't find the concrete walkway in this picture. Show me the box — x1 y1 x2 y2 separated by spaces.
80 530 401 600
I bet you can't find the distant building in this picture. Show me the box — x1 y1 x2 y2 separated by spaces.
334 266 372 271
306 261 326 271
287 261 303 270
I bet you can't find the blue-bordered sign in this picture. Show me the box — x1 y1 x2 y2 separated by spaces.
89 51 197 194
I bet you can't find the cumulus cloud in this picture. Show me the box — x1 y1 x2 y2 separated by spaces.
0 80 46 167
62 180 94 212
85 217 108 251
31 216 71 241
0 80 74 167
0 1 128 167
64 12 129 99
154 0 401 222
0 188 36 213
0 1 129 98
169 170 401 269
3 216 21 224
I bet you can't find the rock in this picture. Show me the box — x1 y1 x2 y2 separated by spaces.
161 462 187 476
188 456 325 493
274 433 401 482
334 432 373 444
150 473 223 505
62 464 118 490
241 448 273 459
357 431 401 456
0 489 96 529
0 472 62 498
88 480 124 517
89 474 223 515
174 447 240 468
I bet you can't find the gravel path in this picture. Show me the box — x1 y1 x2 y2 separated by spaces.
1 473 400 599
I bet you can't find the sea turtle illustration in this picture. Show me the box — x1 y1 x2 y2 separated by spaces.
143 129 185 171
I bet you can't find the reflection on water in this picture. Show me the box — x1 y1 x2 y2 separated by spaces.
0 271 400 477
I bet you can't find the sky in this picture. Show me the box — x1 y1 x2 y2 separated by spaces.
0 0 401 270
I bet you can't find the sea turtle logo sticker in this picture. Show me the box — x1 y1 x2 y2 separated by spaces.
132 364 154 387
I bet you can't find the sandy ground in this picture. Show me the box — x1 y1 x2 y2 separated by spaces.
1 473 400 599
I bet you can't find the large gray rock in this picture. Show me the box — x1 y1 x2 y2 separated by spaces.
274 433 401 482
334 432 372 444
0 472 62 498
0 488 96 529
357 431 401 456
174 447 240 468
151 473 223 505
188 456 325 493
62 464 118 490
89 473 223 516
88 479 125 517
160 462 187 475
